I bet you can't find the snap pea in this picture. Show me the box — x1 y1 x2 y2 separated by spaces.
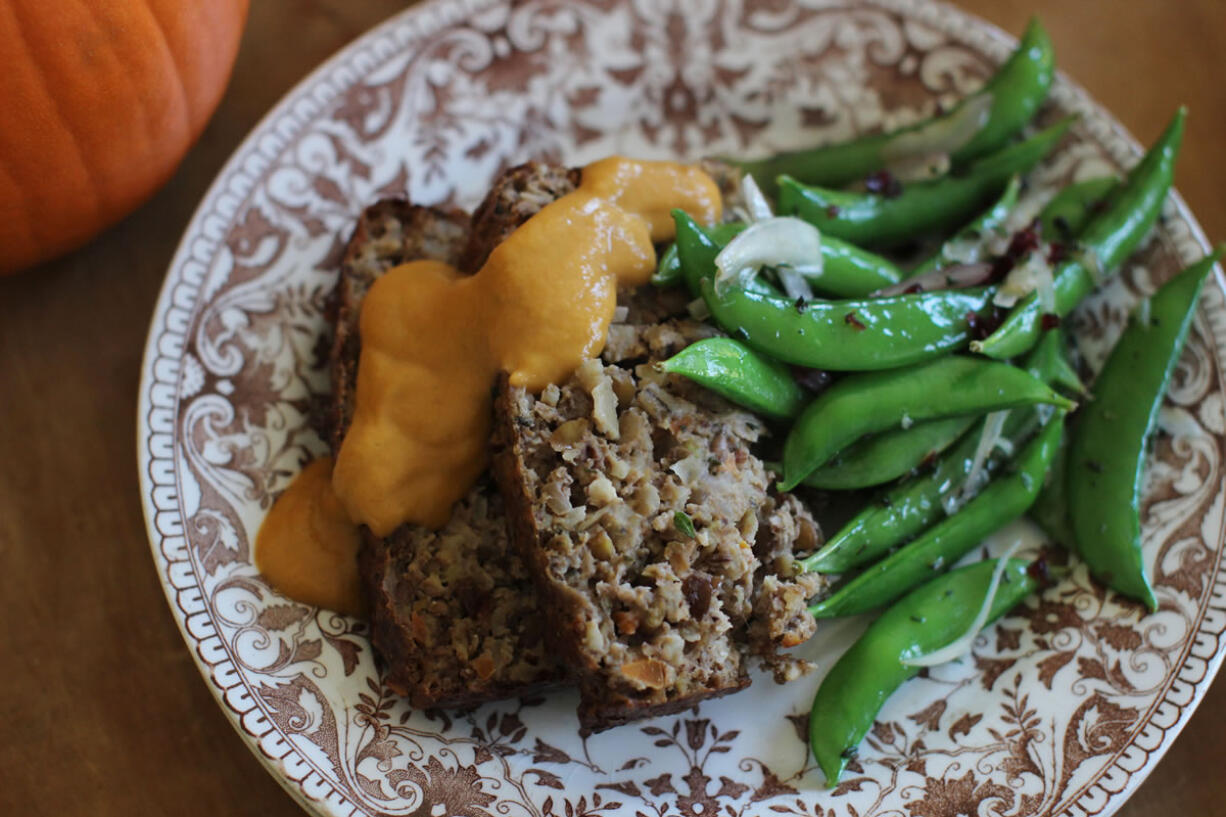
698 276 996 372
657 337 807 420
653 222 745 288
974 108 1185 360
667 214 903 297
1068 247 1223 611
909 175 1021 279
1022 327 1085 397
1038 175 1119 240
809 416 1062 618
780 356 1074 490
801 415 976 491
1029 437 1075 549
809 558 1039 785
732 18 1055 194
777 118 1074 248
801 338 1066 573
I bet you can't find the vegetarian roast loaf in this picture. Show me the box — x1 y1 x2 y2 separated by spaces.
332 160 825 722
330 165 579 707
492 310 826 733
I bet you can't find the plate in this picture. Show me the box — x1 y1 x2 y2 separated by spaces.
137 1 1226 815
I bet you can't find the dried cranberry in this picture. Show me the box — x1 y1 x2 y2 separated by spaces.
844 311 867 331
825 204 841 218
1041 313 1061 330
864 169 903 199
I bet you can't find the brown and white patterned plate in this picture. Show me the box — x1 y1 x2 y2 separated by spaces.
137 1 1226 815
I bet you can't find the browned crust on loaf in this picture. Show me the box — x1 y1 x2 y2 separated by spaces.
332 179 574 711
356 529 559 709
459 162 581 273
329 199 469 454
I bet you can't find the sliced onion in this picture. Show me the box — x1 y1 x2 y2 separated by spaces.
945 410 1008 515
901 539 1022 668
880 93 994 165
612 305 629 323
686 297 711 320
1081 245 1106 285
777 267 815 301
1138 296 1152 327
740 173 774 222
873 262 993 297
714 217 823 294
884 151 952 183
994 252 1055 309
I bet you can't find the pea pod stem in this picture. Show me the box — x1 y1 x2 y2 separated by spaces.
809 558 1039 786
777 117 1074 249
657 337 807 420
780 355 1074 490
809 416 1063 618
1067 245 1224 611
801 415 976 491
974 108 1185 360
732 18 1055 194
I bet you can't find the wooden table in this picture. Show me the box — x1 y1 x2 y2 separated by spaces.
2 1 1223 813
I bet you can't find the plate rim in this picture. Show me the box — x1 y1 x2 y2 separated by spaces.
135 1 1225 815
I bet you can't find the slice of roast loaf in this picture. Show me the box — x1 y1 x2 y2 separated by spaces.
331 164 579 708
492 326 827 733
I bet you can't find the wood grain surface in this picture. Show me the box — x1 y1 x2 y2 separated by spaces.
2 1 1223 813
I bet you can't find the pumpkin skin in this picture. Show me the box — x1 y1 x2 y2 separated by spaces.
0 0 249 274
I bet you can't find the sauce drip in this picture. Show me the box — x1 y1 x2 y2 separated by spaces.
255 457 365 617
333 156 721 535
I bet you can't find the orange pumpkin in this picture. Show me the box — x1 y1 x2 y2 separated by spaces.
0 0 249 274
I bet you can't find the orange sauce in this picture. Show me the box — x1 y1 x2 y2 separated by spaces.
256 156 721 612
333 156 720 536
254 457 365 617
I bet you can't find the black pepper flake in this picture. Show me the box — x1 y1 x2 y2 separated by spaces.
905 283 925 295
844 311 867 331
1041 313 1061 331
1086 459 1104 474
943 588 955 598
791 365 833 394
825 204 841 218
1053 215 1072 240
864 169 903 199
795 296 808 314
840 746 859 760
910 614 926 624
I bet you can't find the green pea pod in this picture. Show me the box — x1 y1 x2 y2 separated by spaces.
809 558 1040 785
780 356 1074 490
810 416 1063 618
974 108 1185 360
777 118 1074 248
801 415 977 490
802 338 1068 573
657 338 807 420
733 18 1055 193
1029 437 1075 549
699 278 996 372
1022 328 1085 397
667 213 902 297
909 175 1021 279
654 222 747 288
1068 246 1224 611
1038 175 1119 240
